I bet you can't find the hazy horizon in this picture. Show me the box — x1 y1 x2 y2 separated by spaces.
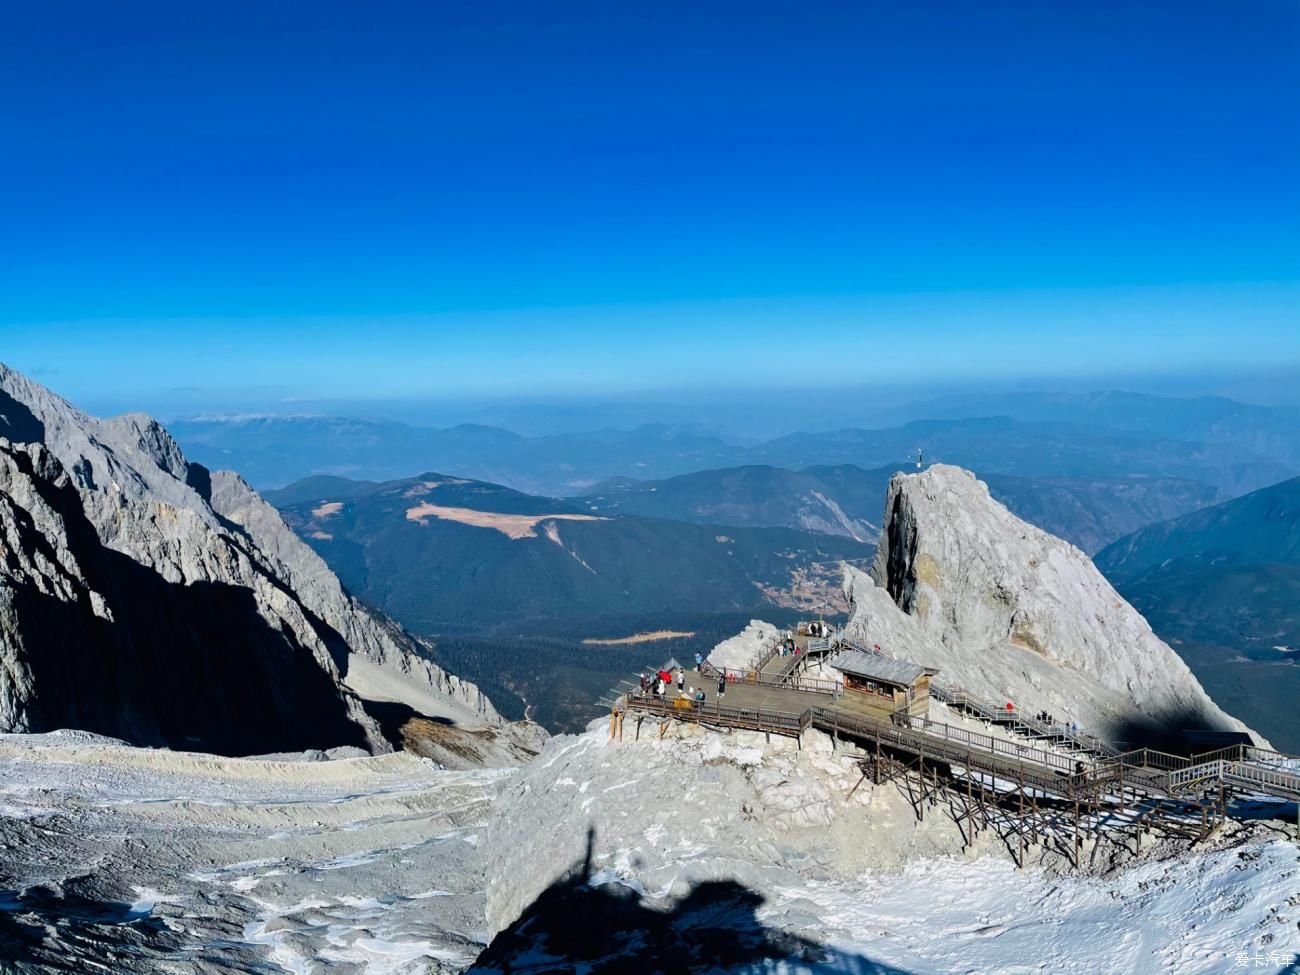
12 358 1299 443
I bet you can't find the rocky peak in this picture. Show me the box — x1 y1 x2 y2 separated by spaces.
0 363 535 761
848 464 1257 743
103 412 191 482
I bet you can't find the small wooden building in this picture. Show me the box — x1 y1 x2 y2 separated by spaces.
830 650 937 717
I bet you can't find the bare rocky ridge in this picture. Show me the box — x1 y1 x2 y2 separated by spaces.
848 464 1257 743
0 363 537 760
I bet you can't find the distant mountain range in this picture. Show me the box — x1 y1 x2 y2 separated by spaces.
1095 476 1300 751
174 405 1295 501
744 417 1290 497
173 417 742 495
581 463 1224 554
879 390 1300 470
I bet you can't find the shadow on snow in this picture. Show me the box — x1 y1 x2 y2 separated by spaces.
468 827 912 975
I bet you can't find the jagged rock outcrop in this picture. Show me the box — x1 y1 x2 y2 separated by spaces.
0 363 538 759
846 464 1256 742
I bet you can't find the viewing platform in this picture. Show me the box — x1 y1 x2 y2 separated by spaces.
609 623 1300 866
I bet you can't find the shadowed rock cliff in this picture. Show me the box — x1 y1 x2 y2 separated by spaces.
0 363 541 760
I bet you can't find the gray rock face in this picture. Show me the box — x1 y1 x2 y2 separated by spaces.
0 363 531 758
849 464 1256 742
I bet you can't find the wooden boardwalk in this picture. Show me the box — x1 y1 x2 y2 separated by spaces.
614 633 1300 863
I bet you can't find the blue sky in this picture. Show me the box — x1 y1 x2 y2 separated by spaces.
3 1 1297 415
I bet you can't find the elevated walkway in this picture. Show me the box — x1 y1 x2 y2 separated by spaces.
613 625 1300 824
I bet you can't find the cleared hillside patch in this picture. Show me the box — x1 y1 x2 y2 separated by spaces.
404 502 606 539
581 630 696 646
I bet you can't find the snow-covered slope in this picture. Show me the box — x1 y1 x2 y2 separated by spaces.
844 465 1256 742
0 707 1294 972
475 718 1298 973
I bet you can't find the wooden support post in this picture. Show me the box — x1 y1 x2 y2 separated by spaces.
964 766 974 849
1018 768 1026 867
1073 799 1080 868
918 754 926 822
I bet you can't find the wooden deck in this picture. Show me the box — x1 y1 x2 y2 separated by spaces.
622 678 1300 808
614 630 1300 865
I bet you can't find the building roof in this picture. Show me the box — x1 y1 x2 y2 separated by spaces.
830 650 934 686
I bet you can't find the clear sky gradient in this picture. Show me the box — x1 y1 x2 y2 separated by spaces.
3 1 1297 414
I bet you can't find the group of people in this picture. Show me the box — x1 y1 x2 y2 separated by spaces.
637 659 726 703
1034 710 1080 736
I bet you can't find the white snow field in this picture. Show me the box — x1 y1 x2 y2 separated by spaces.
0 724 1297 973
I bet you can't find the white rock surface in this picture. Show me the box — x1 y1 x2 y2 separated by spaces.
705 619 780 671
848 464 1257 741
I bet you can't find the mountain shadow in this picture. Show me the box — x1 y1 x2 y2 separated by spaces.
0 388 45 443
468 828 911 975
1108 704 1257 756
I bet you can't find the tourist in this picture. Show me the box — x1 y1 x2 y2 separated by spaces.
695 688 705 702
677 669 685 692
718 675 726 699
694 652 703 671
